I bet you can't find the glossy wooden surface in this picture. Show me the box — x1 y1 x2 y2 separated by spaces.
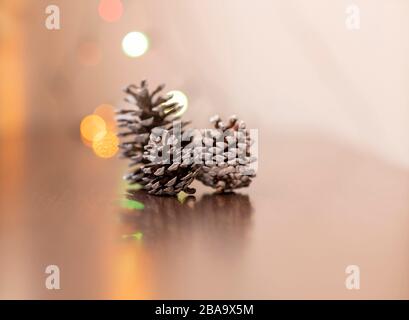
1 131 409 299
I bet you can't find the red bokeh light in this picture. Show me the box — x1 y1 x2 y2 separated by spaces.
98 0 123 23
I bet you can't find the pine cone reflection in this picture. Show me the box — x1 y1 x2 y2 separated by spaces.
120 190 253 246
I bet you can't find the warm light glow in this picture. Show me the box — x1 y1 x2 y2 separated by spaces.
80 115 106 142
98 0 123 23
94 104 116 132
92 131 119 158
110 243 153 299
0 1 26 139
81 105 118 156
165 90 189 117
122 32 149 58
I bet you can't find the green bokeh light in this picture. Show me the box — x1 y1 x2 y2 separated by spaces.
119 198 145 210
122 231 144 241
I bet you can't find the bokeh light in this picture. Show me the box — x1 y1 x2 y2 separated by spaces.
122 232 144 241
119 199 145 210
77 41 102 67
81 104 119 158
92 131 119 158
80 114 106 142
165 90 189 117
98 0 123 23
122 32 149 58
177 191 188 204
94 104 116 132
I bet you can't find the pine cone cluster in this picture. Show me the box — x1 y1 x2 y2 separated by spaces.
116 80 257 196
196 115 257 193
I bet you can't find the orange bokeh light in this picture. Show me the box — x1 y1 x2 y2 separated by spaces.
81 105 119 157
80 114 106 142
98 0 123 23
92 131 119 158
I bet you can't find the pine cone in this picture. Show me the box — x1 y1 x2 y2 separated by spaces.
116 80 199 196
125 125 201 196
116 80 185 166
196 115 257 193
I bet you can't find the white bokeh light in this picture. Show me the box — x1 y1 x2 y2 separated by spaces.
166 90 189 117
122 32 149 58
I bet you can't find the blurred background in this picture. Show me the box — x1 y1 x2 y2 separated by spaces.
1 0 409 299
1 0 409 164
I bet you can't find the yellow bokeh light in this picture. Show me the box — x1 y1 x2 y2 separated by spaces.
122 32 149 58
80 114 106 142
165 90 188 117
92 131 119 158
94 104 116 132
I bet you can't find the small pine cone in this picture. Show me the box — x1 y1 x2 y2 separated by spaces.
116 80 188 166
196 115 257 193
125 126 201 196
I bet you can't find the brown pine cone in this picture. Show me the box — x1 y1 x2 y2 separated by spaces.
125 125 201 196
116 81 198 195
196 115 257 193
116 80 186 166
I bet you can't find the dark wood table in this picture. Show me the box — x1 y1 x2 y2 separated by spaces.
1 130 409 299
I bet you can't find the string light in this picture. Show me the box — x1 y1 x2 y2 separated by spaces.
98 0 123 23
165 90 188 117
122 31 149 58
